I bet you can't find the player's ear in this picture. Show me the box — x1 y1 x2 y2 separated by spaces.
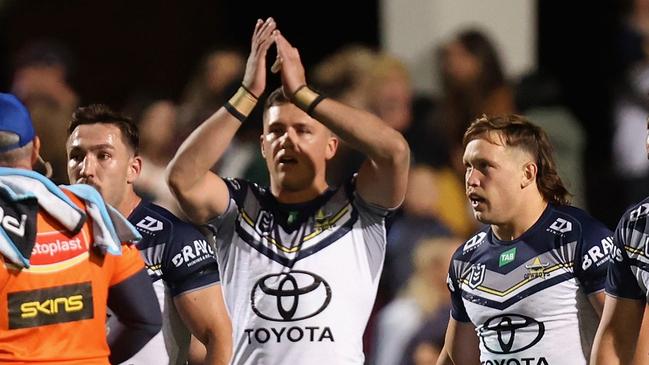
521 161 537 189
127 155 142 184
260 134 267 158
30 136 41 166
325 134 338 160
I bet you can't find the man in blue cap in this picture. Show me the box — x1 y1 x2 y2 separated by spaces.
0 93 161 364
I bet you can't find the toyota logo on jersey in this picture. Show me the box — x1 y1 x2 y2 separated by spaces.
479 314 545 354
251 271 331 322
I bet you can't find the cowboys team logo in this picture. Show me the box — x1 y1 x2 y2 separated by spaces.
314 209 335 231
468 263 486 289
525 257 550 280
251 270 332 322
480 314 545 354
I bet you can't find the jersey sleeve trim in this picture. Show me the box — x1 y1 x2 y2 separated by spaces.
167 264 221 297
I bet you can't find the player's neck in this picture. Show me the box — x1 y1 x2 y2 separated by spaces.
271 180 329 204
117 189 142 218
492 195 547 241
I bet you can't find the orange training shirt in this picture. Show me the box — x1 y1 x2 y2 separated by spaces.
0 191 144 364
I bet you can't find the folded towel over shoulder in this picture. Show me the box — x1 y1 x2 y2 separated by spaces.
0 167 141 268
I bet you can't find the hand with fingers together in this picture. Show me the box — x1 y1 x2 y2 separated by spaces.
272 31 326 117
242 17 277 99
272 31 308 97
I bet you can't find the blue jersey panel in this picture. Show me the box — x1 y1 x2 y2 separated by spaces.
129 201 220 297
605 197 649 300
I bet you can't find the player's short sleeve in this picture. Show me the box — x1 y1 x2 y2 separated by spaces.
348 175 397 219
204 177 246 251
206 177 246 229
110 242 146 286
162 222 221 297
573 218 613 294
605 216 645 300
346 176 393 281
447 258 470 322
224 178 247 210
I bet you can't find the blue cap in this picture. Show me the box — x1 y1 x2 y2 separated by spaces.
0 93 36 152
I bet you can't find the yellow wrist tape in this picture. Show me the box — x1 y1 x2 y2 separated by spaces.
292 85 326 117
225 86 258 122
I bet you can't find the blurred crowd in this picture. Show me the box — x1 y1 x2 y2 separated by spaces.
6 1 649 363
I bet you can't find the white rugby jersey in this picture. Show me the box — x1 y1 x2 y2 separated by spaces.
204 178 390 365
606 197 649 301
447 204 612 365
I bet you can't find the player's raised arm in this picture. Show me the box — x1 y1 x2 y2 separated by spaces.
273 31 410 209
167 18 276 223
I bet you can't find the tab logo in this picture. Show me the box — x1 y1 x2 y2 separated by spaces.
136 216 163 232
548 218 572 234
499 247 517 267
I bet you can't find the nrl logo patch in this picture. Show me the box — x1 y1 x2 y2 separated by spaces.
468 263 486 289
255 210 274 236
